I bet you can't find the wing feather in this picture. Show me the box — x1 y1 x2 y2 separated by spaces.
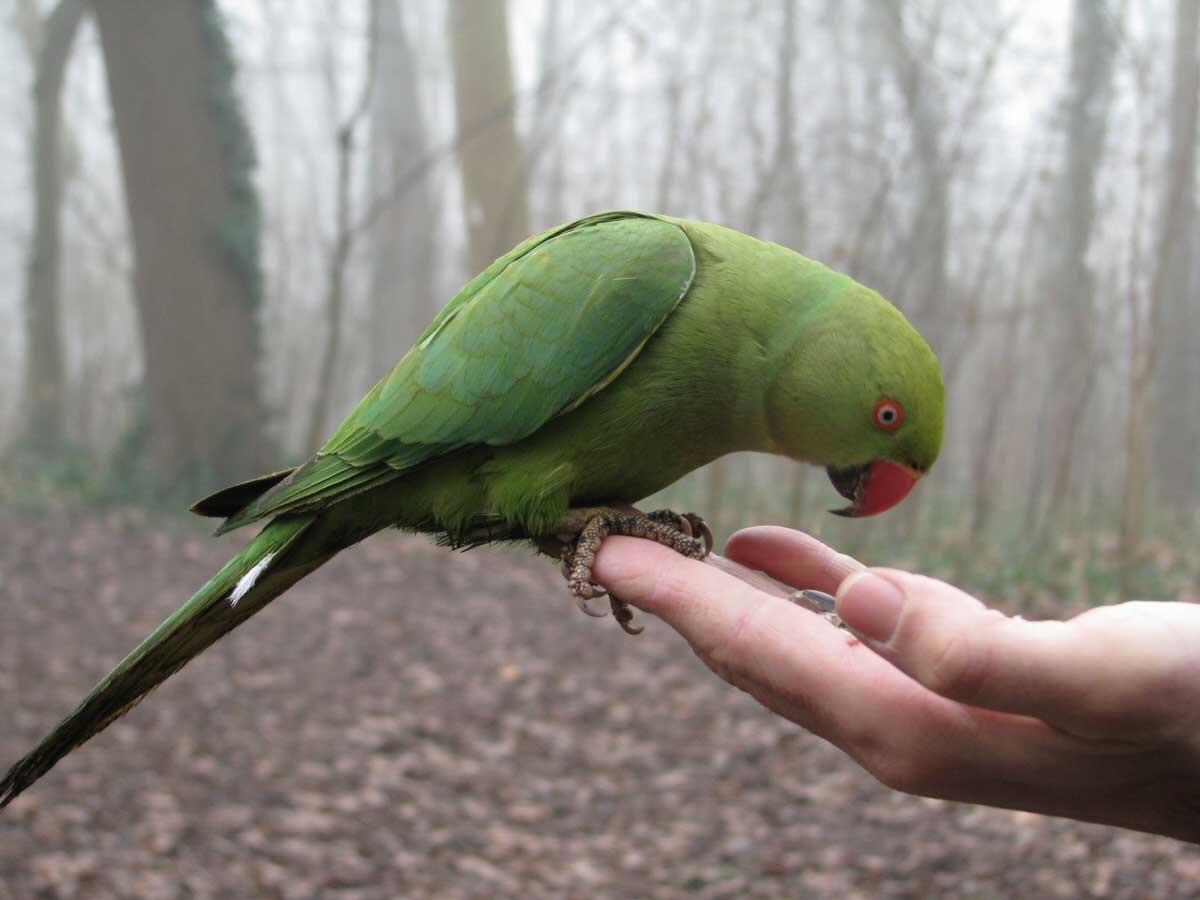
219 212 695 531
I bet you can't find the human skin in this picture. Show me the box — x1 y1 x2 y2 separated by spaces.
592 526 1200 843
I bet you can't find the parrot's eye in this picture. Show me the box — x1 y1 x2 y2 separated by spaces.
873 398 904 432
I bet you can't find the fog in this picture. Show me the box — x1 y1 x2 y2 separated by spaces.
3 0 1198 603
3 2 1200 894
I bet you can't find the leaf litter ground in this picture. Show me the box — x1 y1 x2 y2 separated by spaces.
0 508 1195 899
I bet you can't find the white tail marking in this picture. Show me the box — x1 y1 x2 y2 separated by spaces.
229 552 276 607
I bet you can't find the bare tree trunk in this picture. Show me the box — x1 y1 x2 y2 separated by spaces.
968 170 1044 544
447 0 530 276
1149 0 1200 515
1125 0 1200 583
1121 115 1153 591
305 0 379 453
744 0 806 245
365 0 435 380
93 0 267 491
655 79 684 214
871 0 949 346
1026 0 1117 536
534 0 566 227
18 0 84 451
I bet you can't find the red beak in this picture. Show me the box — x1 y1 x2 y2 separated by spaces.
827 460 922 518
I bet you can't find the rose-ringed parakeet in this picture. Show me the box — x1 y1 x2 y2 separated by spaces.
0 211 944 806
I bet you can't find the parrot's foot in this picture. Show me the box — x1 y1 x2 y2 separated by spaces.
556 507 713 636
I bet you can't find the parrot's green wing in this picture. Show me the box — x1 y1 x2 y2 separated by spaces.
217 212 696 533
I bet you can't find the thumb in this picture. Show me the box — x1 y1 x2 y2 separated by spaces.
834 569 1121 724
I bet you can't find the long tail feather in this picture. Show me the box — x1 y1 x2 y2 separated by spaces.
0 514 321 808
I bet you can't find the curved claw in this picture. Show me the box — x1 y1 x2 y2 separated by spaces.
611 598 644 635
575 592 610 618
688 515 715 556
615 615 644 636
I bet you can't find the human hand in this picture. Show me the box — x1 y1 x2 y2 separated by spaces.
592 526 1200 843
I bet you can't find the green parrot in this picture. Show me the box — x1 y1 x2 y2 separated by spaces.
0 211 944 807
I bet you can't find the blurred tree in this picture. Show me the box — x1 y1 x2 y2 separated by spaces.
744 0 805 245
1122 0 1199 583
447 0 530 275
366 0 436 375
92 0 267 492
1149 0 1200 513
1027 0 1117 534
655 76 683 214
16 0 85 452
305 0 379 453
870 0 949 353
534 0 567 227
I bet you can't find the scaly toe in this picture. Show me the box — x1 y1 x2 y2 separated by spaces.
554 507 714 634
647 509 689 534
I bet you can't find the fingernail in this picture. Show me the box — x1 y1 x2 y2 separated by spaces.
836 572 905 644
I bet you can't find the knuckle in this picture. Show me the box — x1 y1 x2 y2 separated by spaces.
921 628 987 702
861 744 933 795
821 550 864 587
833 712 932 795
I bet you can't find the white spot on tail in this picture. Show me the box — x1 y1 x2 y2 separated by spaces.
229 552 276 607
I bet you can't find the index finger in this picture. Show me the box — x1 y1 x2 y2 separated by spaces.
591 536 878 726
725 526 865 594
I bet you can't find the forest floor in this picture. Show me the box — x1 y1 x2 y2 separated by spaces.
0 507 1196 899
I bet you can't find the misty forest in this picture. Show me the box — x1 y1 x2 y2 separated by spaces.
1 0 1199 896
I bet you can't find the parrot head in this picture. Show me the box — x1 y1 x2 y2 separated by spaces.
765 282 945 518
